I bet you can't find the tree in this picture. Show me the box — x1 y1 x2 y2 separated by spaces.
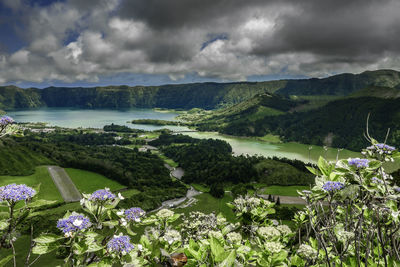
210 183 224 198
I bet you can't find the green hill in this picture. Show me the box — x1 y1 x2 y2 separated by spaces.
348 85 400 99
220 97 400 151
1 69 400 110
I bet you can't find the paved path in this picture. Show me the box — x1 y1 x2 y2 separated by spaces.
171 167 184 179
47 166 82 202
258 194 307 205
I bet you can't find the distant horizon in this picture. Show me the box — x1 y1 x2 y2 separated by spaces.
3 68 398 89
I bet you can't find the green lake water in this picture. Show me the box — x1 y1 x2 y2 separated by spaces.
7 108 360 163
7 108 189 131
184 132 360 163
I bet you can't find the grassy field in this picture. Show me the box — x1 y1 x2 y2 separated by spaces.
191 183 210 193
65 168 126 194
175 192 236 222
0 166 63 203
0 235 64 267
120 188 141 198
260 185 310 197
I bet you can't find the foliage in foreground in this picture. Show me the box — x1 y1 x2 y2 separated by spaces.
1 115 400 266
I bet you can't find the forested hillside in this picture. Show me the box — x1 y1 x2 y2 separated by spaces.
1 69 399 109
220 97 400 151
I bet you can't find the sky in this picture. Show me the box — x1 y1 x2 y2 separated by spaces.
0 0 399 88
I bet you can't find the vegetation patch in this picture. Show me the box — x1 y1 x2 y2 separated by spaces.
65 168 126 194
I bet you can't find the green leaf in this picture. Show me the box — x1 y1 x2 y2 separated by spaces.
34 233 64 243
0 220 9 231
218 250 236 267
367 160 382 170
0 255 13 267
318 156 331 177
28 199 57 208
306 166 318 175
88 259 113 267
32 243 58 255
210 237 227 262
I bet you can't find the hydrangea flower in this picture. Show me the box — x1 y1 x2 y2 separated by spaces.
277 225 292 235
162 229 181 245
322 181 345 192
57 214 91 236
257 226 281 239
156 209 174 219
89 188 116 202
124 207 145 222
0 184 36 203
394 187 400 193
208 230 223 240
297 244 317 259
348 158 369 168
107 234 134 255
0 116 14 126
367 143 396 154
371 177 384 184
264 241 283 253
226 232 242 244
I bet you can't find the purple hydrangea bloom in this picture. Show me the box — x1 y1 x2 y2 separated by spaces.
124 207 145 222
0 184 36 202
0 116 14 126
367 143 396 154
57 214 91 234
348 158 369 168
90 188 116 202
107 235 134 254
322 181 345 192
394 187 400 193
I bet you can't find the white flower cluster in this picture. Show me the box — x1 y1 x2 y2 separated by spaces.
180 212 222 243
156 209 174 219
277 225 292 236
336 230 355 242
257 226 281 240
264 241 283 253
163 229 181 245
226 232 242 245
297 244 317 260
232 195 270 214
208 230 223 240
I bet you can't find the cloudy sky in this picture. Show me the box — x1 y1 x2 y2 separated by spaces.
0 0 399 88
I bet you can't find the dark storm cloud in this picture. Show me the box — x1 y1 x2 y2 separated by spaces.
252 0 400 59
117 0 268 29
1 0 400 84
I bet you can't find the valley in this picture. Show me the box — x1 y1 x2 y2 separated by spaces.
1 69 400 266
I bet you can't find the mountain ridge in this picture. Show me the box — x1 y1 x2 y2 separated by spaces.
1 69 399 110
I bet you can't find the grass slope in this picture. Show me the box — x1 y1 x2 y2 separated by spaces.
0 166 63 203
65 168 126 194
0 139 53 176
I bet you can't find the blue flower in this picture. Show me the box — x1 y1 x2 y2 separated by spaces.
322 181 344 192
367 143 396 154
0 184 36 202
124 207 145 222
107 234 134 254
394 187 400 193
348 158 369 168
0 116 14 126
90 188 116 202
57 214 91 236
371 177 384 184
